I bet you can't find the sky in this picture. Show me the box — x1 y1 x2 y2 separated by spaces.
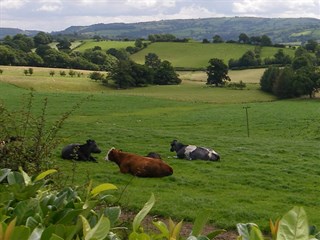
0 0 319 32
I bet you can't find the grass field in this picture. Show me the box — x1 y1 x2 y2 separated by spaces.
130 42 296 68
73 40 136 52
0 66 319 232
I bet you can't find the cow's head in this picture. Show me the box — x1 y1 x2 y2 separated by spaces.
86 139 101 153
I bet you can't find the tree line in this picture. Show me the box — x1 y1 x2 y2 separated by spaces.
260 46 320 99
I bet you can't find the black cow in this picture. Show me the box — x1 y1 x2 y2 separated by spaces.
61 139 101 162
170 139 220 161
146 152 162 159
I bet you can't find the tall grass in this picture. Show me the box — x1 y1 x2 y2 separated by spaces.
0 66 319 231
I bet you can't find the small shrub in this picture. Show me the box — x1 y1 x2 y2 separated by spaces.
69 69 76 77
0 92 90 174
49 70 55 76
227 80 246 90
59 70 66 76
0 69 3 74
89 71 105 81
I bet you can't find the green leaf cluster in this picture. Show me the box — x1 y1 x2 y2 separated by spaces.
237 206 320 240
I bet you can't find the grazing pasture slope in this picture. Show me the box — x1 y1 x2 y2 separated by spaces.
0 66 319 231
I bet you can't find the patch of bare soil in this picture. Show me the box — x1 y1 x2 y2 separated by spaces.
119 210 238 240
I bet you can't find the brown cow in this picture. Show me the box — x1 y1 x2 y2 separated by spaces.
105 148 173 178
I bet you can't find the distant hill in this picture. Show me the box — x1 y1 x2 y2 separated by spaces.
1 17 319 43
0 28 39 39
55 17 320 43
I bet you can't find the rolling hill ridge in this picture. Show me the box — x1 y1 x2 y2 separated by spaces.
1 17 319 43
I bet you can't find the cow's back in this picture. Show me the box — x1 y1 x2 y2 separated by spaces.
61 143 79 159
133 159 173 177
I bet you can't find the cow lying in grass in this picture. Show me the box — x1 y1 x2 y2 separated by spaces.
105 148 173 177
61 139 101 162
170 139 220 161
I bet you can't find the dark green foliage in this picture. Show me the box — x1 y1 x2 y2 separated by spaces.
106 48 129 60
145 53 161 69
109 55 181 89
272 67 296 98
153 60 181 85
56 38 72 51
260 66 280 93
206 58 231 86
261 63 320 99
0 93 86 174
213 35 224 43
33 32 53 47
89 71 105 81
305 39 318 52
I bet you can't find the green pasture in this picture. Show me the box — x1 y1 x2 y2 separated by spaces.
0 66 319 231
130 42 296 68
73 40 136 52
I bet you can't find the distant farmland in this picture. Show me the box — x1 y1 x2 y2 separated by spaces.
130 42 296 68
73 39 136 52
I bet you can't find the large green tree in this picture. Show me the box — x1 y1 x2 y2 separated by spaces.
206 58 231 86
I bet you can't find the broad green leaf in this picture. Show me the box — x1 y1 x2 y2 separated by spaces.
26 216 39 229
49 234 64 240
236 223 258 240
191 210 210 236
129 232 151 240
90 183 117 197
35 169 57 182
0 168 11 182
171 220 183 240
152 220 169 238
10 226 30 240
104 207 121 225
85 216 110 240
19 167 31 185
56 209 83 225
132 193 155 232
249 225 264 240
80 215 91 237
7 172 24 186
206 229 227 239
277 206 309 240
29 227 44 240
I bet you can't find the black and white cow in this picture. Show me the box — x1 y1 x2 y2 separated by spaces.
61 139 101 162
170 140 220 161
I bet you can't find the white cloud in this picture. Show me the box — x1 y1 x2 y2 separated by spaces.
36 0 62 12
233 0 271 13
0 0 28 9
233 0 319 17
125 0 176 9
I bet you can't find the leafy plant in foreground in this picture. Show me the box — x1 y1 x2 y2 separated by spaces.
129 194 226 240
0 168 119 240
237 206 320 240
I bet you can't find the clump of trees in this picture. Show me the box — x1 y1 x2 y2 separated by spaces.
0 32 119 71
260 47 320 98
229 48 292 69
206 58 231 86
148 34 188 43
107 53 181 89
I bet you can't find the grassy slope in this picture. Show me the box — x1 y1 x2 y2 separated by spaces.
131 42 296 68
0 67 319 231
73 40 135 52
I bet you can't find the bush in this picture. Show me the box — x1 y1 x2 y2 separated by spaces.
227 81 246 90
0 168 120 240
0 93 88 174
